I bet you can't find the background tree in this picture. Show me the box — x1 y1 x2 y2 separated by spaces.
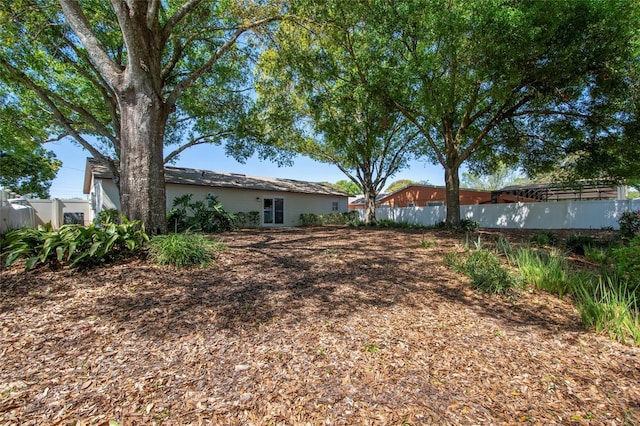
0 0 283 234
321 180 361 196
385 179 423 193
461 162 527 191
298 0 639 226
0 99 61 198
256 18 419 223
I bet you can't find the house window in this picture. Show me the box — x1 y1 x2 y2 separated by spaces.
428 201 444 207
407 202 415 207
263 197 284 224
332 201 339 211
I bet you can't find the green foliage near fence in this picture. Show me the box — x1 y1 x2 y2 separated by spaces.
299 211 359 226
496 235 640 345
619 210 640 240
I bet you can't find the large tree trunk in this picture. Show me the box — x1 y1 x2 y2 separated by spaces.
363 186 378 224
444 163 461 226
118 88 168 235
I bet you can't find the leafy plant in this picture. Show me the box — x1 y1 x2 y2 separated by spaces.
583 245 610 266
234 211 260 228
457 219 479 233
2 219 148 270
618 210 640 240
97 208 120 225
608 237 640 293
364 344 379 353
167 194 236 233
529 231 558 247
147 233 223 268
299 211 358 226
565 233 596 255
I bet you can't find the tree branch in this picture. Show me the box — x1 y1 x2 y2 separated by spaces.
1 57 116 175
391 100 446 166
163 131 234 164
58 0 123 86
461 94 534 162
56 36 121 147
162 0 204 43
166 16 281 107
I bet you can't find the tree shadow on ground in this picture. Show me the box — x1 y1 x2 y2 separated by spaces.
0 227 587 343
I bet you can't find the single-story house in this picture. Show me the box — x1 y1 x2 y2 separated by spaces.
349 185 492 209
83 158 349 227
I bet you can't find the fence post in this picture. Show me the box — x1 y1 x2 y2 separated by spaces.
51 199 61 229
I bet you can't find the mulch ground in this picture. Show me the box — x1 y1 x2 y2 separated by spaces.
1 226 638 425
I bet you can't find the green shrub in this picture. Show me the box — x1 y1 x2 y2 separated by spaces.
147 233 223 267
583 245 610 266
97 208 120 225
451 249 517 294
495 236 515 259
2 219 148 270
618 210 640 240
167 194 235 233
299 211 357 226
565 233 596 255
300 213 322 226
608 237 640 292
234 211 260 228
457 219 479 232
529 231 558 247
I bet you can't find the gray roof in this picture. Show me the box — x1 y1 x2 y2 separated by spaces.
84 158 348 197
349 193 389 205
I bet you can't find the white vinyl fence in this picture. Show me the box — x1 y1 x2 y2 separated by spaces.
367 199 640 230
1 189 35 233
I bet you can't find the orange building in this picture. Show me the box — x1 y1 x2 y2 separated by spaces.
349 185 491 209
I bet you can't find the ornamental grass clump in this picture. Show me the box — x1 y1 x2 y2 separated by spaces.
513 248 574 298
147 233 223 268
448 248 517 294
574 276 640 345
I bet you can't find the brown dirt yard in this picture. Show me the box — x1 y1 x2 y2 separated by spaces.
1 226 638 425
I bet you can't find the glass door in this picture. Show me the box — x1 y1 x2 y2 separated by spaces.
263 197 284 224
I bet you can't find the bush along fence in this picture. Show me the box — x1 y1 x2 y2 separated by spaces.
300 211 360 226
366 199 640 230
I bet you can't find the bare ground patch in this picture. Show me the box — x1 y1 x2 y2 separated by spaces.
1 227 638 425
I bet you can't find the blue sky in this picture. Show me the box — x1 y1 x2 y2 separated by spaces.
47 139 446 199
